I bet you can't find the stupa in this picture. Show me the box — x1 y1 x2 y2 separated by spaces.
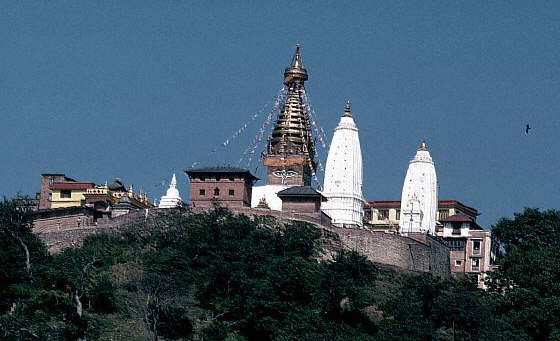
251 45 317 210
158 174 183 209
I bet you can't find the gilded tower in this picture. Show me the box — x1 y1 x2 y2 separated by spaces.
264 45 316 186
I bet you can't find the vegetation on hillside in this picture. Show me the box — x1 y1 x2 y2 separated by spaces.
1 198 559 340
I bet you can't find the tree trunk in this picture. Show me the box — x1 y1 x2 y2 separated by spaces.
8 230 31 279
75 291 87 341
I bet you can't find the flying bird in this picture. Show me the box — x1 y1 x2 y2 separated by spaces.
525 124 531 135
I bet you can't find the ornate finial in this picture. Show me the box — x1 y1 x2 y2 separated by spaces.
284 44 308 84
170 173 177 188
343 100 352 117
418 140 428 151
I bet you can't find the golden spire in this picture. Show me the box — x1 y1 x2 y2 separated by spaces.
418 140 429 151
283 44 308 84
343 100 353 117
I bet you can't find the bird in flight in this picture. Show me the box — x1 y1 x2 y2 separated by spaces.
525 124 531 135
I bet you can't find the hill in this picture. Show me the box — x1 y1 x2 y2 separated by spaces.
1 199 559 340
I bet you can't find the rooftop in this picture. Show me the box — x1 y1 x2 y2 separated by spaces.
441 214 483 230
365 199 479 215
277 186 325 199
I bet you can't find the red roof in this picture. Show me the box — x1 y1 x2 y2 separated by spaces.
365 199 479 216
440 214 473 223
51 182 96 190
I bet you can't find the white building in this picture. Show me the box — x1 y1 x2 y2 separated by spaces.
158 174 183 209
321 102 364 227
251 184 290 210
399 141 438 235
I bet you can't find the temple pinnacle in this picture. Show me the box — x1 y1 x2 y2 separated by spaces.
343 100 353 117
418 140 429 151
284 44 308 84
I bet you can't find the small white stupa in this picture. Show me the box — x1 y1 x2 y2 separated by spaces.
321 101 364 227
399 141 438 235
158 174 183 209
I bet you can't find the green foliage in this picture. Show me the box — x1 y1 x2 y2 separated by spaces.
488 208 560 340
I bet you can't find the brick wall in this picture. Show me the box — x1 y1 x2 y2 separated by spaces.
281 198 321 213
189 177 251 208
33 213 96 232
39 174 67 209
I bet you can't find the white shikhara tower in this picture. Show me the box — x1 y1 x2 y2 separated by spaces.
158 174 183 209
399 141 438 235
322 102 364 227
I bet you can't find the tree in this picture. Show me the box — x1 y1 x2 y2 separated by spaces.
488 208 560 340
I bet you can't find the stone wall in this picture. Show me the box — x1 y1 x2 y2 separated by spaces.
34 206 450 278
36 210 156 253
334 229 450 278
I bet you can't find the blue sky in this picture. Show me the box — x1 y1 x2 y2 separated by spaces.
2 1 559 227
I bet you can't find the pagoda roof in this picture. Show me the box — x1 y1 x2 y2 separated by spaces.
277 186 325 199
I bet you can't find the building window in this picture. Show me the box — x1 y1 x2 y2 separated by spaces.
447 239 466 250
452 224 461 235
229 189 235 196
364 209 373 222
455 260 462 266
472 240 481 255
378 209 389 220
199 189 205 196
214 188 220 196
60 190 71 198
471 258 480 272
395 209 400 220
439 209 449 220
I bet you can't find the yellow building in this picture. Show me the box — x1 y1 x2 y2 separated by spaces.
50 180 96 209
40 174 153 210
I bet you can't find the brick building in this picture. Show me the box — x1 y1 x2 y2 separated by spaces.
440 214 493 287
277 186 325 213
185 166 259 209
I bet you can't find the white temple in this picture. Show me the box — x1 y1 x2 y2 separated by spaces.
158 174 183 209
399 141 438 235
321 102 364 227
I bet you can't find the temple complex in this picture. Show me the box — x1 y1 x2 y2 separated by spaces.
399 141 438 235
321 102 364 227
158 174 183 208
